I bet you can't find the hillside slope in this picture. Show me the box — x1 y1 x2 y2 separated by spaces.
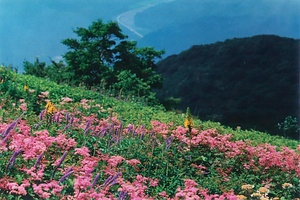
0 66 300 198
156 35 299 138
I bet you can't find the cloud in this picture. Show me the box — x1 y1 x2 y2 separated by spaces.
51 56 63 63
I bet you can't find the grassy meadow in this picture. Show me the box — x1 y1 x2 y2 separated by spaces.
0 66 299 199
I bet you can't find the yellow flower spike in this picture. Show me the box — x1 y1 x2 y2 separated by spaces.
24 85 29 91
184 107 193 129
45 101 57 114
184 118 193 128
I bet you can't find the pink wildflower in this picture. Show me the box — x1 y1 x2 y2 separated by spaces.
61 97 73 103
118 175 153 200
80 99 91 109
7 180 30 196
158 191 169 198
38 91 49 99
126 159 141 166
149 179 159 187
74 174 93 196
107 155 125 167
151 120 169 138
75 146 90 157
33 180 63 199
22 165 45 181
20 102 27 112
54 133 77 150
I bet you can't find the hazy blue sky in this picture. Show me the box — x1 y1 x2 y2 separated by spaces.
0 0 299 71
0 0 150 70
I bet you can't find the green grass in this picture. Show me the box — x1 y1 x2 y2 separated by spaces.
11 69 299 149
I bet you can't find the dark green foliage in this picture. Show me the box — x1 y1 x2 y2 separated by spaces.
157 35 299 138
61 19 164 91
278 116 300 139
23 57 47 78
22 19 164 104
45 60 72 84
114 42 164 89
62 19 126 88
60 19 163 102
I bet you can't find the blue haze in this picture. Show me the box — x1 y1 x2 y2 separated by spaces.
0 0 299 72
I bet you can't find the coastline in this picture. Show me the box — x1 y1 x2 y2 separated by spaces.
116 0 175 38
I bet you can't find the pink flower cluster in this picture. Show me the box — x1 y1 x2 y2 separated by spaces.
174 179 237 200
151 120 171 138
118 175 159 200
33 180 63 199
1 99 299 199
7 180 30 196
171 126 300 177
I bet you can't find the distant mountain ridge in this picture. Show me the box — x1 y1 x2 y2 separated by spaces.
135 0 300 56
156 35 299 137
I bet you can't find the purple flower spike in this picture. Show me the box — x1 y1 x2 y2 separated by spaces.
55 112 60 123
59 166 73 183
98 127 108 137
70 114 74 124
65 112 69 124
0 116 22 141
34 153 43 169
118 191 128 200
57 151 68 168
127 124 134 133
140 133 144 140
52 151 68 179
101 172 121 189
1 134 10 143
35 123 42 130
84 120 92 135
59 171 73 183
7 149 22 169
90 173 100 188
39 110 45 121
165 136 173 150
64 124 71 131
1 115 21 138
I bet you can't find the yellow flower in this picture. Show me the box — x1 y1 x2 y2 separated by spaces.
236 195 247 200
184 118 193 128
45 101 56 114
260 198 269 200
24 85 29 91
282 182 293 189
258 187 269 194
250 192 261 197
241 184 254 191
184 107 193 129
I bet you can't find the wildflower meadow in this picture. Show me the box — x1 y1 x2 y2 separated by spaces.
0 66 299 199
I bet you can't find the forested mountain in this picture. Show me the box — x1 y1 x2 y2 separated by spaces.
156 35 299 138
